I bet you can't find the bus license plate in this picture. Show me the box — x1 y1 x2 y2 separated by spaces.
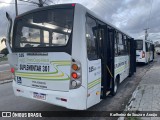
33 92 46 100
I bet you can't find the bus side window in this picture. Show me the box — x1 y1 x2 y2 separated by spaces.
127 38 130 55
145 42 148 52
149 43 151 52
151 44 154 51
114 32 118 56
86 16 98 60
117 33 125 55
123 35 128 55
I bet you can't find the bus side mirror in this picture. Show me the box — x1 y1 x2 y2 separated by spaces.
5 12 12 54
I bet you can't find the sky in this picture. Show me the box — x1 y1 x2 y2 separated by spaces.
0 0 160 50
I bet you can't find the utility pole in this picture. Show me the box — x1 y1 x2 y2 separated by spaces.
19 0 46 7
15 0 18 16
144 28 150 40
38 0 44 7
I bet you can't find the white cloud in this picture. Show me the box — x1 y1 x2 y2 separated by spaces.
0 0 12 8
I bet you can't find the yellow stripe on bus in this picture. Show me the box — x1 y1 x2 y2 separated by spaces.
88 78 101 89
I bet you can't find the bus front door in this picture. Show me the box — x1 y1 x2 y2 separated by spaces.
97 25 115 99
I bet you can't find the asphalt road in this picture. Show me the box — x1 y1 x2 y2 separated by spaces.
0 56 158 120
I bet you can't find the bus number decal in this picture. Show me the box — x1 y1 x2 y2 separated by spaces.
42 66 50 72
19 53 24 57
89 66 96 72
19 64 50 72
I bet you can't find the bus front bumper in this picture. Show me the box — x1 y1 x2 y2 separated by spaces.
12 81 87 110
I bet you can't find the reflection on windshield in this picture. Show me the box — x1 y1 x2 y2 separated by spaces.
15 8 74 48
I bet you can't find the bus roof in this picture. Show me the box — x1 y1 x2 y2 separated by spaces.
15 3 75 18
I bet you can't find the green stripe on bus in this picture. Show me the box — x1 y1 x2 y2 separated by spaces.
88 80 101 88
88 79 101 87
88 78 101 89
115 65 126 74
88 78 101 85
88 81 101 89
18 75 70 81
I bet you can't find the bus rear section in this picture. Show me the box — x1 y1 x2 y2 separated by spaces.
135 39 146 63
8 3 136 110
10 4 88 110
136 39 154 64
156 47 160 55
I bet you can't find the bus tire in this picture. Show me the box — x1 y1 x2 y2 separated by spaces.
145 61 148 65
129 72 132 77
111 76 119 96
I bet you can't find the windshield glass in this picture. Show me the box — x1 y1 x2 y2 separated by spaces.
14 8 74 48
136 40 143 50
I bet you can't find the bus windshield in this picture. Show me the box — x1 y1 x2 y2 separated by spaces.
136 40 143 50
14 8 74 48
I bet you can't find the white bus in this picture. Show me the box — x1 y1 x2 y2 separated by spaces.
155 46 160 55
6 3 136 110
135 39 154 64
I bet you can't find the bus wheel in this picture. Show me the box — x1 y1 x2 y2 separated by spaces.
111 77 119 96
129 71 132 77
145 61 149 65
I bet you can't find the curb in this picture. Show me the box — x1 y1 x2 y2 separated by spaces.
0 70 13 82
0 79 13 84
125 88 139 111
117 87 139 120
0 61 8 65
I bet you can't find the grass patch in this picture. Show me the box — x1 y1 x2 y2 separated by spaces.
126 117 141 120
0 56 8 62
